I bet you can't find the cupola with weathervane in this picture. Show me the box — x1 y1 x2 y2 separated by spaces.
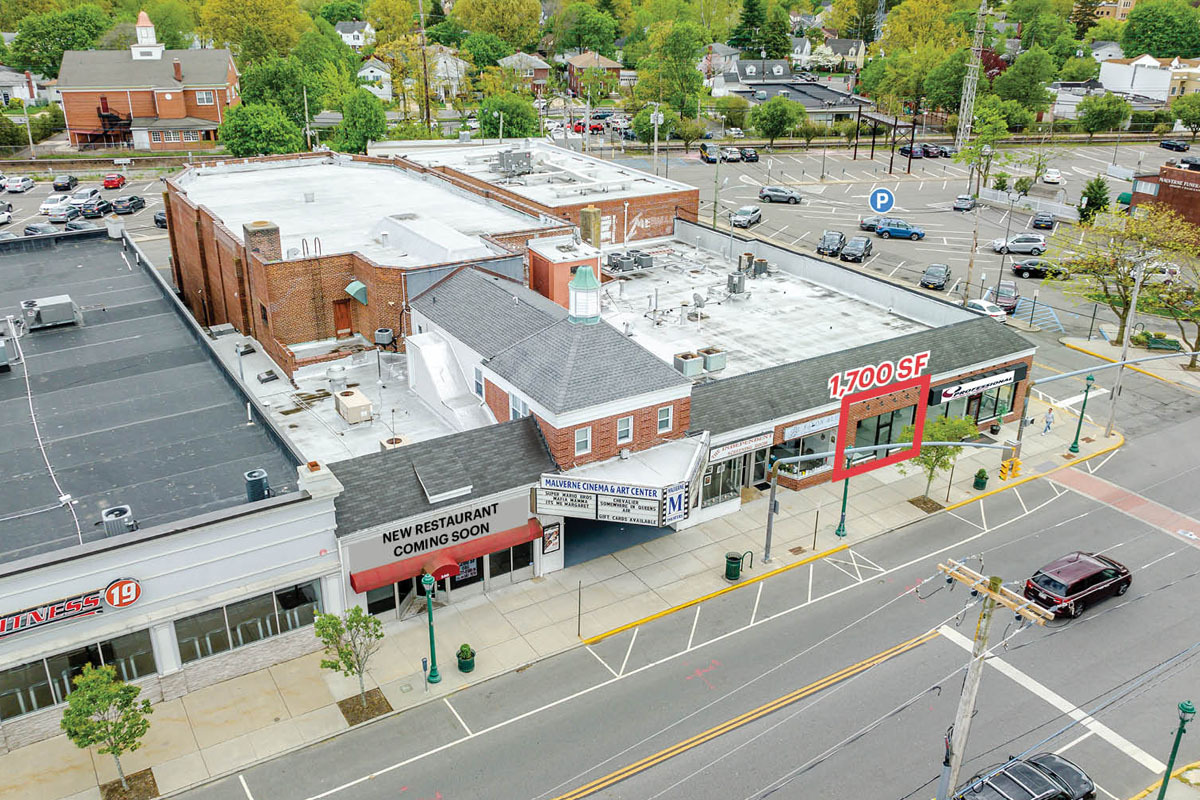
567 265 601 324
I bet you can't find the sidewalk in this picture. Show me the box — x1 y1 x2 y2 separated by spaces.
0 399 1121 800
1130 762 1200 800
1062 334 1200 393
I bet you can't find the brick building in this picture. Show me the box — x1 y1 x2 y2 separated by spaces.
57 12 238 150
566 50 623 96
497 52 552 96
1130 164 1200 225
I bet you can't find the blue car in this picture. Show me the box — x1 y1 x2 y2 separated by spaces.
874 218 925 241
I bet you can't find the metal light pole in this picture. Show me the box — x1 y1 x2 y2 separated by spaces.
994 192 1019 299
1156 701 1196 800
1068 374 1095 454
833 472 849 538
422 573 441 684
1106 258 1147 438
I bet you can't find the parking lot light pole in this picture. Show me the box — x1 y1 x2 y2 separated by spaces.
422 573 441 684
1156 701 1196 800
1068 374 1094 454
834 473 849 538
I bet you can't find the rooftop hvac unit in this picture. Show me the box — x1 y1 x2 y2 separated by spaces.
739 252 754 272
607 252 624 269
674 352 704 377
380 435 409 452
613 255 636 272
727 271 746 294
100 505 137 537
244 469 270 502
335 387 373 424
498 150 533 176
699 346 726 372
21 295 77 330
633 251 654 269
753 258 769 277
327 365 347 393
374 327 394 347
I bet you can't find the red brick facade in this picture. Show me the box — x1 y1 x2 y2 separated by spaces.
1130 167 1200 226
537 397 691 469
483 379 509 424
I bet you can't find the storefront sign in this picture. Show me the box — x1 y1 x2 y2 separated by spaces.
540 476 662 501
345 495 530 573
937 371 1015 403
536 474 691 527
783 413 839 441
535 487 598 517
541 523 561 554
709 431 774 462
663 482 689 524
827 351 930 400
0 578 141 640
597 494 661 525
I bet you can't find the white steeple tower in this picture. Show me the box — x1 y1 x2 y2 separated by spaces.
131 11 164 60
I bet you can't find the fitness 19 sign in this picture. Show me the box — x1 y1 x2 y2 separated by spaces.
0 578 142 640
832 351 933 482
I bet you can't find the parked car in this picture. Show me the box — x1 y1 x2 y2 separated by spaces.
739 147 759 162
992 233 1047 255
759 185 802 204
154 210 168 228
1160 139 1190 152
0 210 10 225
620 128 638 141
80 198 112 218
52 175 79 191
730 205 762 227
5 176 35 193
921 143 941 157
1025 753 1097 799
591 110 613 120
966 298 1006 321
1042 168 1063 184
64 219 100 231
936 144 957 157
40 194 70 215
699 142 720 163
840 235 873 262
816 230 846 256
572 121 586 133
728 127 744 138
0 199 11 213
69 187 102 206
112 195 146 214
1011 258 1068 279
102 174 126 189
798 71 817 80
49 205 82 223
0 231 17 240
919 263 951 290
957 753 1095 800
24 222 58 236
859 215 880 231
588 121 604 133
875 218 925 240
993 279 1020 312
1031 212 1056 230
898 144 924 159
953 194 976 211
720 146 741 162
1023 551 1131 618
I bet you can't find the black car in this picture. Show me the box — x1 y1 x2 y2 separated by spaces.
1031 212 1055 230
739 147 759 162
921 142 941 157
24 222 57 236
154 210 168 228
859 215 880 231
816 230 846 256
840 235 873 262
52 175 78 191
920 263 951 290
111 195 146 214
80 198 112 218
1161 139 1190 151
898 144 924 159
1011 258 1068 280
958 753 1094 800
64 219 99 232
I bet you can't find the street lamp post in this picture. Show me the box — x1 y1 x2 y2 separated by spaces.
833 468 849 538
1068 374 1095 454
421 573 441 684
1156 701 1196 800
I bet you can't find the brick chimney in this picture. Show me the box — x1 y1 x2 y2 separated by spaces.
24 71 34 98
172 58 182 81
243 220 282 261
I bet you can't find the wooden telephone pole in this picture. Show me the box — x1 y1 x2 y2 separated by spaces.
936 560 1055 800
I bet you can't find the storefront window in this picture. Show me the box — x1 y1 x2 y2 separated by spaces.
47 644 102 704
276 581 321 633
175 607 231 664
226 593 278 647
366 584 397 615
771 429 836 478
702 457 743 507
853 406 914 461
176 582 325 663
0 663 54 721
100 630 156 682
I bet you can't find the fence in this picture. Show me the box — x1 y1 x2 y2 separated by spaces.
977 187 1080 223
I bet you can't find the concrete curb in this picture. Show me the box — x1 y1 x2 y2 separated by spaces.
1060 339 1200 394
1127 759 1200 800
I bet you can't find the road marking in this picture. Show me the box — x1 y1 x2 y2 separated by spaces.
888 260 906 277
1052 469 1200 547
938 625 1166 773
686 606 701 650
618 627 638 676
585 645 618 678
547 631 940 800
750 582 763 625
1057 387 1110 408
443 698 472 735
979 500 987 531
1055 730 1095 754
1139 551 1176 571
807 562 814 603
239 774 255 800
949 511 985 531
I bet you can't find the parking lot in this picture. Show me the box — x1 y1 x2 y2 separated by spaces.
0 169 168 242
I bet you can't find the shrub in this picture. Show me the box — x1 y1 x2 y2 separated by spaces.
992 172 1010 191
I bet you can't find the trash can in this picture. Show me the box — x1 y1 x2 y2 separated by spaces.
725 552 743 581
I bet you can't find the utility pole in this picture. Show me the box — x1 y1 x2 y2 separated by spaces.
23 111 36 158
302 85 312 150
937 561 1053 800
955 0 988 151
417 0 433 131
712 148 721 227
651 102 662 176
963 204 981 308
853 103 862 160
1106 258 1147 438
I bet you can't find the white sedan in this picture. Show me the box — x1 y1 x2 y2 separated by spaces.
39 194 71 215
0 210 11 225
1042 168 1063 184
967 298 1007 322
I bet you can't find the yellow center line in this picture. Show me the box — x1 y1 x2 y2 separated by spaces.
549 629 940 800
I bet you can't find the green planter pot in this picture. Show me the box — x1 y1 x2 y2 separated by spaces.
973 475 988 490
457 652 475 673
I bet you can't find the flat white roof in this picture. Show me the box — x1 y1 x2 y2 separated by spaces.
599 238 929 377
528 234 600 262
176 159 541 267
382 140 695 207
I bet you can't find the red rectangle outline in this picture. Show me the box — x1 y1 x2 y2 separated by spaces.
832 374 931 482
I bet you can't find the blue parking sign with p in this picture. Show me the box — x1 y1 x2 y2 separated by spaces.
869 188 895 214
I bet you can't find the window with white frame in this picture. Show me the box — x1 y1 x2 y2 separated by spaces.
574 426 591 455
657 406 673 433
163 130 181 142
474 367 484 397
195 90 215 105
617 415 633 444
150 131 162 142
510 394 528 420
182 130 200 142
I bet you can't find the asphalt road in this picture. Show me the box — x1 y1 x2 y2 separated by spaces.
176 405 1200 800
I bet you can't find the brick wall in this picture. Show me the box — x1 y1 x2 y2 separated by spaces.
559 189 700 243
483 378 509 422
537 397 691 469
61 89 156 143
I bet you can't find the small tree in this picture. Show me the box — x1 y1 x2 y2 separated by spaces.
897 415 980 499
480 92 539 137
1076 92 1131 139
1173 91 1200 140
1078 175 1110 223
315 605 385 708
837 118 861 146
60 664 153 791
714 95 751 129
336 88 387 153
796 119 823 149
218 102 304 156
1143 259 1200 368
675 118 706 152
992 171 1010 191
750 95 799 145
1013 175 1034 195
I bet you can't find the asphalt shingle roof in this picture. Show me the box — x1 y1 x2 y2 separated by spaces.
330 417 555 536
57 48 234 89
689 318 1035 436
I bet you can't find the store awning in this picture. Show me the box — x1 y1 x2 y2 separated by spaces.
348 518 543 594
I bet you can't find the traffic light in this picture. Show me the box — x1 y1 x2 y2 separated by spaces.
1010 457 1022 478
999 459 1012 480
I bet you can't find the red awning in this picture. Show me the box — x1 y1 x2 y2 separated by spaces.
349 518 543 594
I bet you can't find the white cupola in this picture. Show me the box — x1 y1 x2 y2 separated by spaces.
131 11 164 60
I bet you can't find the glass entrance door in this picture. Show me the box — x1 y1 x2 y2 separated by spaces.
966 394 982 421
751 449 769 485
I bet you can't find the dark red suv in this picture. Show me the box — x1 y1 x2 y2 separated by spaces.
1024 551 1131 618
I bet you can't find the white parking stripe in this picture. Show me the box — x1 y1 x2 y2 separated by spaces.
939 625 1166 773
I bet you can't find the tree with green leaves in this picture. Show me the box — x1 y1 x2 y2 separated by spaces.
955 96 1009 189
558 3 619 58
60 664 152 791
1059 55 1099 81
427 0 446 24
426 18 468 45
897 416 980 500
1120 0 1200 58
219 103 305 156
9 4 110 78
632 104 679 142
366 0 414 41
480 93 538 137
675 117 707 151
579 66 619 106
714 95 751 128
858 55 889 96
829 0 879 43
1076 93 1131 139
242 57 322 126
1086 17 1124 43
454 0 542 50
146 0 196 50
319 0 365 24
924 49 969 112
1077 175 1109 223
1143 257 1200 369
728 0 765 50
201 0 310 60
315 606 385 709
636 20 706 115
1021 12 1069 49
1174 92 1200 140
751 95 800 145
336 89 387 153
762 3 792 59
1070 0 1101 38
991 45 1055 111
837 118 862 145
1047 33 1085 68
1007 0 1072 25
462 31 513 67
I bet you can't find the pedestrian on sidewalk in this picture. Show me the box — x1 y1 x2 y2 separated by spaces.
1042 407 1054 435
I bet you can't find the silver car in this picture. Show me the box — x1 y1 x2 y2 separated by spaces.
4 176 34 193
48 205 81 223
730 205 762 228
992 233 1047 255
759 186 802 204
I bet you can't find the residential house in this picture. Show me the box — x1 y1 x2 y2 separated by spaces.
1050 80 1163 118
428 45 471 101
724 80 870 123
789 37 812 68
827 38 865 71
498 52 551 96
1089 0 1139 20
699 43 740 82
1096 54 1200 102
56 12 239 150
1090 40 1123 62
358 57 392 102
0 65 41 105
335 21 374 51
566 51 622 96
